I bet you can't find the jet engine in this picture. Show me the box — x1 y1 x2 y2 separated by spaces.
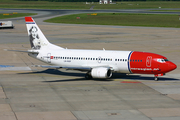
91 67 112 79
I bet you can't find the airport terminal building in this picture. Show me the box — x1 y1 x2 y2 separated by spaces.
99 0 112 4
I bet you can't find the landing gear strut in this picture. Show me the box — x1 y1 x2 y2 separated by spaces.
154 77 158 81
85 72 92 80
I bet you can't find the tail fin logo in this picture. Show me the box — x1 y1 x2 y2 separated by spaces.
25 17 47 50
25 17 62 50
29 26 41 50
146 56 152 67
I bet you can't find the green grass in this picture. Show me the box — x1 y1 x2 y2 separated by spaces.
1 0 180 9
0 13 37 19
150 10 180 12
44 13 180 28
94 2 180 9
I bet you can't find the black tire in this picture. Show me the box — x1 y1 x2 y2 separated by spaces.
85 74 92 80
155 77 158 81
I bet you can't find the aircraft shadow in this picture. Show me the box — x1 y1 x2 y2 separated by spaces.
18 69 179 82
112 73 179 81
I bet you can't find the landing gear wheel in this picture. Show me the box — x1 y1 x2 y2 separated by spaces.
85 73 92 80
154 77 158 81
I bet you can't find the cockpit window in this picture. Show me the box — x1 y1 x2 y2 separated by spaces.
157 58 168 63
164 59 169 61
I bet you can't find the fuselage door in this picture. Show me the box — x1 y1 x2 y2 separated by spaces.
98 56 101 63
47 53 51 63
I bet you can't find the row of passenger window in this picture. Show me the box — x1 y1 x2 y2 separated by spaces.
50 56 142 62
115 59 143 62
52 56 113 61
130 59 142 62
115 59 127 62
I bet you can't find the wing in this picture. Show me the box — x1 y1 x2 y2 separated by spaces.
32 65 92 71
32 65 113 72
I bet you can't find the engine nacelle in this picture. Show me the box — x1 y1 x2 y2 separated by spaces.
91 67 112 79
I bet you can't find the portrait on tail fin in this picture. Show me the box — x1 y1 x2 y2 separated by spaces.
29 26 41 50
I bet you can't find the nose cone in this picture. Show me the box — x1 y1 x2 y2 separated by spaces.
168 62 177 71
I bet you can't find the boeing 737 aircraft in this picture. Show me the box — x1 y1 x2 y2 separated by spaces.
9 17 177 81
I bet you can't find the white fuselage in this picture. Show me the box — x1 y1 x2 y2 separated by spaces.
33 48 132 73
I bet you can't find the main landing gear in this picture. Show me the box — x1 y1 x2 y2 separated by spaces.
85 72 92 80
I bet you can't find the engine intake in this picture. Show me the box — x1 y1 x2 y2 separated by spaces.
91 67 112 79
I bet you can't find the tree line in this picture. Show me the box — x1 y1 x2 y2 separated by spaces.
17 0 180 2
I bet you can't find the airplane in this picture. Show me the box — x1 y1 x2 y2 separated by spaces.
8 17 177 81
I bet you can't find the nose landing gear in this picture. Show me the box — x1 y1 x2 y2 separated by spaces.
154 76 158 81
154 73 165 81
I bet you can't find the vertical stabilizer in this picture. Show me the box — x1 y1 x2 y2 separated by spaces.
25 17 50 50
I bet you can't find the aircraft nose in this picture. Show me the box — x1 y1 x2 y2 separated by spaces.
168 62 177 71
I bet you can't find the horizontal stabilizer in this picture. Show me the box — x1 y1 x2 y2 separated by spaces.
4 49 39 54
